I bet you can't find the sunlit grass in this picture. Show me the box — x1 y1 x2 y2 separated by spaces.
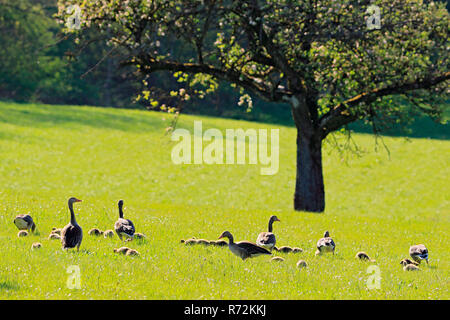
0 101 448 299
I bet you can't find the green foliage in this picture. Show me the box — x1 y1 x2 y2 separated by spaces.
0 0 63 101
58 0 449 135
0 0 143 108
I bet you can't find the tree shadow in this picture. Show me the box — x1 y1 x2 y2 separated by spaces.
0 102 165 134
1 101 448 140
0 279 19 291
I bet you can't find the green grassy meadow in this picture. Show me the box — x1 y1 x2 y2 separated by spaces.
0 101 448 299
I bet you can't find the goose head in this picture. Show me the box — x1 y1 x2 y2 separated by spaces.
218 231 233 242
268 215 281 232
323 231 330 237
270 215 280 223
68 197 82 205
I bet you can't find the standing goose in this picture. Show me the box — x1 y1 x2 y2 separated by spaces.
218 231 271 260
315 231 335 255
409 244 428 265
256 215 280 251
61 197 83 251
114 200 135 241
14 214 36 233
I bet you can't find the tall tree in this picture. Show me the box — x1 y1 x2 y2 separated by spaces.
58 0 449 212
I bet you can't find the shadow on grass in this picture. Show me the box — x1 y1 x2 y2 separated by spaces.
0 279 19 291
1 100 448 140
0 102 165 134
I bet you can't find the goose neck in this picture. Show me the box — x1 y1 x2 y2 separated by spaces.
69 202 77 225
118 203 124 219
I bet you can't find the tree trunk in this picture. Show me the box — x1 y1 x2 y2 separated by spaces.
294 131 325 212
289 95 325 212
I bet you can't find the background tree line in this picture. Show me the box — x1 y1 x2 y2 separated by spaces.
0 0 292 123
0 0 447 134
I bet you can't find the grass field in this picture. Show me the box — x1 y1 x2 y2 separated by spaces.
0 101 448 299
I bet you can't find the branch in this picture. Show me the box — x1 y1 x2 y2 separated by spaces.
128 54 288 102
317 72 450 139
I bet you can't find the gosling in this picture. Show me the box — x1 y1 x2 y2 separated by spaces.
126 249 140 256
114 247 131 255
212 240 228 247
103 230 114 238
51 228 62 235
277 246 293 253
17 230 28 237
403 264 420 271
271 256 285 262
134 233 146 240
48 233 61 240
31 242 42 249
88 228 103 236
196 239 211 245
355 251 376 262
184 239 198 245
296 260 308 269
400 258 419 266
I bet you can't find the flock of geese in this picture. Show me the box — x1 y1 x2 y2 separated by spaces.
183 215 429 271
13 199 429 271
14 197 143 256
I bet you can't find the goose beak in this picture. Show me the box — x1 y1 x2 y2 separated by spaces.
276 218 281 222
75 199 82 202
218 235 223 239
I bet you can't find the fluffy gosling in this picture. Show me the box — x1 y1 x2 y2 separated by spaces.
400 258 419 266
48 233 61 240
296 260 308 269
212 239 228 247
184 239 198 245
103 230 114 238
292 247 303 253
17 230 28 237
31 242 42 249
51 228 62 235
277 246 293 253
134 233 146 240
355 251 376 262
88 228 103 236
196 239 211 245
125 249 140 256
114 247 131 254
403 264 420 271
271 256 285 262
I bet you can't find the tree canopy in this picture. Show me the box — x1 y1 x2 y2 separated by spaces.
57 0 449 212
